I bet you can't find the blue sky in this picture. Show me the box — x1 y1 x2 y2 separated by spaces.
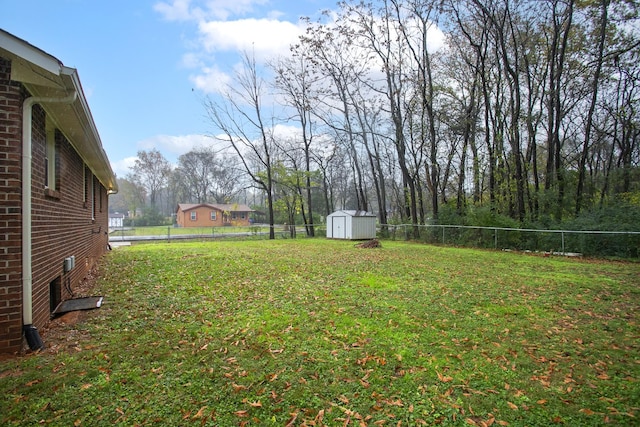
1 0 336 177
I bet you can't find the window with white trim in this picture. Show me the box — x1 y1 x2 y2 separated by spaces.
210 211 216 221
44 120 57 190
190 211 197 221
83 164 89 203
91 175 95 221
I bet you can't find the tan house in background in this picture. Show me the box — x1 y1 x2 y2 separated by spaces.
176 203 254 227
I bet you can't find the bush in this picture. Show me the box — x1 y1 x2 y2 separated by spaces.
128 206 171 227
559 195 640 257
466 206 521 228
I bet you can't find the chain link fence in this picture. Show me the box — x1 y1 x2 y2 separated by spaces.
108 223 639 259
379 224 640 259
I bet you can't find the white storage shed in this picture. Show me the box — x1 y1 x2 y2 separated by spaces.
326 210 377 240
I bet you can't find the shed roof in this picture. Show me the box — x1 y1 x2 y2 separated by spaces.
0 29 117 193
177 203 254 212
329 210 376 217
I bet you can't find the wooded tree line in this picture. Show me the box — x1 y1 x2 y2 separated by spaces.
109 146 244 223
113 0 639 236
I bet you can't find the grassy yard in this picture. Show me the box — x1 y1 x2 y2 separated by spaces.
109 225 272 237
1 240 638 426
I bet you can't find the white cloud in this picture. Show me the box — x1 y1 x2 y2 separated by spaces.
154 0 269 22
424 22 446 53
186 17 305 94
198 18 303 59
206 0 269 20
153 0 195 21
190 65 233 94
137 134 215 158
156 1 305 96
111 156 138 178
272 123 301 140
156 0 445 109
181 52 203 69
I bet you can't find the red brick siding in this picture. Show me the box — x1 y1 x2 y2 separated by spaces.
0 56 24 352
0 56 111 354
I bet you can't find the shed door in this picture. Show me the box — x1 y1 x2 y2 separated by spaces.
332 216 346 239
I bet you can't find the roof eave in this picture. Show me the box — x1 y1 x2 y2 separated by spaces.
0 29 61 75
0 29 118 193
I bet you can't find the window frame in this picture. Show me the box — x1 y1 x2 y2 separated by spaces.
44 120 56 190
91 175 95 221
83 164 89 204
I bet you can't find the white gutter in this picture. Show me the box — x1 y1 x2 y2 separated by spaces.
22 91 77 349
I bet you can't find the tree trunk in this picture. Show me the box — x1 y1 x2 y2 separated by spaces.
576 0 609 215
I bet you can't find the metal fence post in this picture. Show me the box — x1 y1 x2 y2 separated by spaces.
494 228 497 249
167 226 171 243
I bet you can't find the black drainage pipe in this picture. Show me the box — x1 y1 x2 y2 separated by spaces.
23 325 44 351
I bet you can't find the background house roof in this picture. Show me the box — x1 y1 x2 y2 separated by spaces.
177 203 254 212
0 29 117 193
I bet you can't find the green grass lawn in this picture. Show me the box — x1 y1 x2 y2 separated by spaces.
1 240 638 426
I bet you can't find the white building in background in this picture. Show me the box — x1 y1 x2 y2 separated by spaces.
109 213 125 228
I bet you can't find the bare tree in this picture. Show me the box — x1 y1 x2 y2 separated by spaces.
575 0 610 215
310 141 339 216
129 148 172 209
209 154 243 203
272 49 320 236
174 147 216 203
204 51 277 239
544 0 575 221
301 18 372 213
391 0 443 221
173 147 241 204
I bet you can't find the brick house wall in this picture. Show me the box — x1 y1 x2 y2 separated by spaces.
0 57 23 351
176 205 224 227
0 56 111 354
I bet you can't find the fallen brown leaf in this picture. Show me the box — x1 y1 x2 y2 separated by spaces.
285 411 298 427
192 406 207 418
232 383 247 392
437 371 453 382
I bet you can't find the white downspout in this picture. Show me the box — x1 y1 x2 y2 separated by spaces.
22 91 77 350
